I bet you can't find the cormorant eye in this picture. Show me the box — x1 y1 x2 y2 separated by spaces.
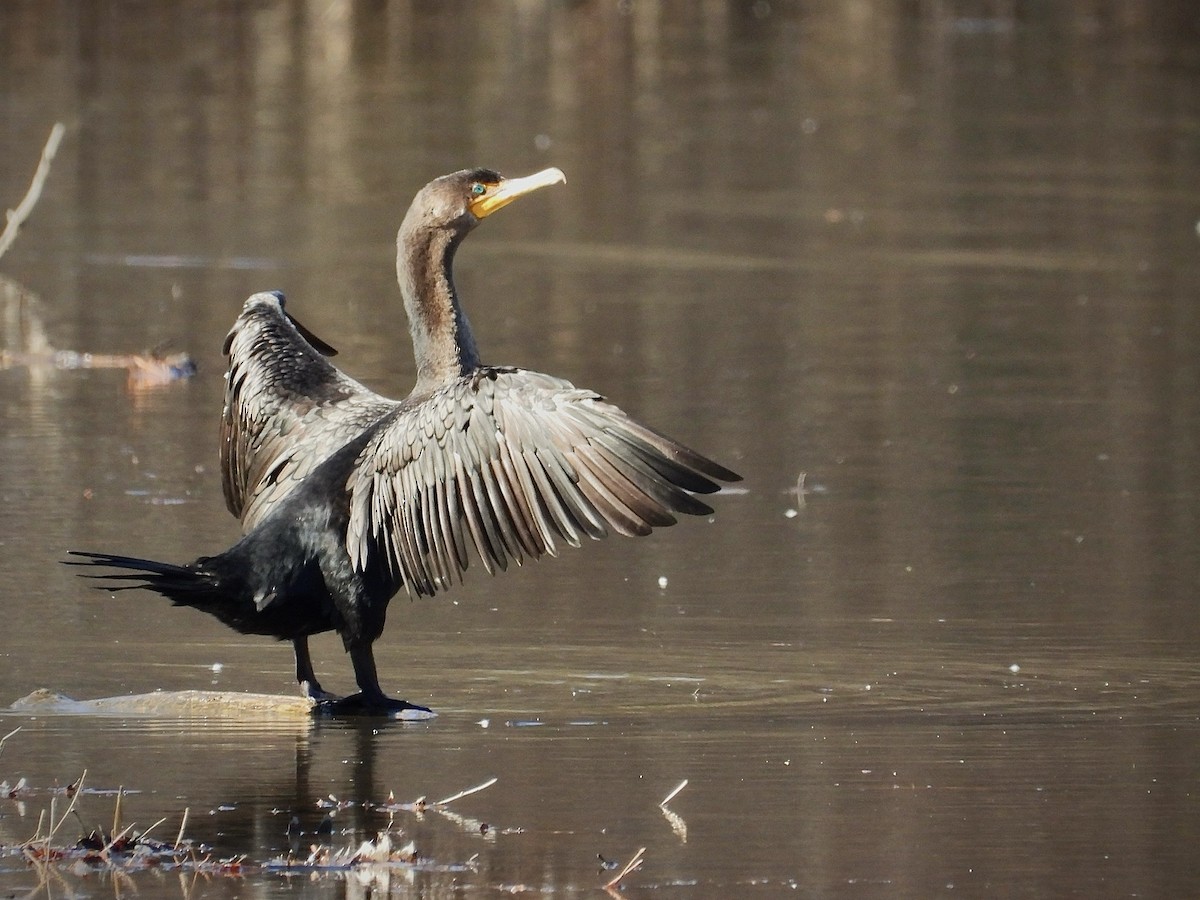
470 182 487 196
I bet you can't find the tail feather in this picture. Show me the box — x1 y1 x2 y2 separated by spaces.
65 550 289 639
64 551 218 601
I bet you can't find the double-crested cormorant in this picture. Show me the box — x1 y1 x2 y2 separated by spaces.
68 168 741 716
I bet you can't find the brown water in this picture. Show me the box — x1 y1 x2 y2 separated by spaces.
2 2 1200 896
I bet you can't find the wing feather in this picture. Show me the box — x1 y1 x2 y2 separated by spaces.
347 369 740 597
421 479 449 589
523 447 580 549
570 452 656 537
589 431 715 517
574 443 677 529
456 453 499 575
479 457 524 564
221 292 398 531
467 461 509 572
535 445 610 540
438 466 468 575
504 440 558 556
491 452 541 558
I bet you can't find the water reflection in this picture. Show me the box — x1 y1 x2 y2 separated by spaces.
2 0 1200 895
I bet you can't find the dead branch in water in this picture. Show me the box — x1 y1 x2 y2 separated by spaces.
434 776 499 807
0 122 65 263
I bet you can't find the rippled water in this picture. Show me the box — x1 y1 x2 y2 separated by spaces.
2 2 1200 896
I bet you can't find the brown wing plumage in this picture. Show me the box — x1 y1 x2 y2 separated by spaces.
220 292 399 530
346 368 740 597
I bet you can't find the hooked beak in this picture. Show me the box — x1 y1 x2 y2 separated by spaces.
469 167 566 219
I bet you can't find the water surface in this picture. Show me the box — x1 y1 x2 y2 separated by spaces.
2 2 1199 896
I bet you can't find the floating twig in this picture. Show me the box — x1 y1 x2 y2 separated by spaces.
434 777 498 807
0 122 65 263
659 778 689 841
659 779 687 807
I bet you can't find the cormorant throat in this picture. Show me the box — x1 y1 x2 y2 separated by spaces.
397 219 481 397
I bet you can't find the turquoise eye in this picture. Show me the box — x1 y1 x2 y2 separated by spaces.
470 183 486 196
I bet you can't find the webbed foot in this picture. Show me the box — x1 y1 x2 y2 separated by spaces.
313 692 436 720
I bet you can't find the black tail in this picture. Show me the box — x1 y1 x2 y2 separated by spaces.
64 551 220 605
65 549 296 639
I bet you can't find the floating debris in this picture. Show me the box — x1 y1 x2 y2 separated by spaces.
1 276 196 390
659 779 689 842
1 755 505 887
9 688 314 718
1 130 194 393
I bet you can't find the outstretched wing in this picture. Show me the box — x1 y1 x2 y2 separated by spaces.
346 368 741 597
221 291 399 530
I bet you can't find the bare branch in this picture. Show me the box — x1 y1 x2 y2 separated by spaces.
0 122 66 263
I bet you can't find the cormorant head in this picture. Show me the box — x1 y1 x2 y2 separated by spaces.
404 167 567 236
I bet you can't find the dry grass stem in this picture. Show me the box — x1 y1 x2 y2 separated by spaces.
112 785 123 839
5 770 511 884
175 806 190 850
42 769 86 850
604 846 646 889
0 725 22 758
26 809 47 846
137 815 168 844
101 822 138 859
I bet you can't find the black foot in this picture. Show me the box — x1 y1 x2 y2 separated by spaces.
313 692 435 719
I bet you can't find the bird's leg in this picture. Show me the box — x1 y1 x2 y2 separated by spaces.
293 637 337 702
349 643 386 699
350 644 433 713
314 644 432 716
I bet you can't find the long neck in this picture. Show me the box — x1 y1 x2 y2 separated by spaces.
397 222 481 395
